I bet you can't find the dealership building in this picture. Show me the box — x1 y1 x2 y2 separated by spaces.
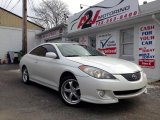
67 0 160 81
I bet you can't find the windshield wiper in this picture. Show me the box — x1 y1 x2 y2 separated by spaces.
66 55 80 57
87 54 105 56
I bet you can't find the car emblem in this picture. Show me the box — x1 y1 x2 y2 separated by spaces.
132 74 137 80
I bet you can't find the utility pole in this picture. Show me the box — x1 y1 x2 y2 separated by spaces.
22 0 27 54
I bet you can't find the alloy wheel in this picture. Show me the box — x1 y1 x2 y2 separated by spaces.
22 68 29 83
61 79 81 105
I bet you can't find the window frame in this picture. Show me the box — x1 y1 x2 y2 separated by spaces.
29 46 47 57
120 27 134 61
42 44 59 59
29 44 59 59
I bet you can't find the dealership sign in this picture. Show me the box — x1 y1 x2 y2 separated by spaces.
68 0 139 33
139 25 156 68
40 30 61 40
97 32 117 55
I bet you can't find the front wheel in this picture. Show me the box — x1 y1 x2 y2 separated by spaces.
60 77 81 106
22 67 30 84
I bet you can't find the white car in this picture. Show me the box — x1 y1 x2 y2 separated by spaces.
20 43 147 106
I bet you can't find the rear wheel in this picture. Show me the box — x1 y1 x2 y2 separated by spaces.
60 76 81 106
22 67 30 84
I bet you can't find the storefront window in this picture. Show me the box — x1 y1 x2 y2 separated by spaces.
120 28 134 61
45 39 61 43
88 35 96 48
69 38 79 43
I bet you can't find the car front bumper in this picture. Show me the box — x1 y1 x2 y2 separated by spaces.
76 71 147 104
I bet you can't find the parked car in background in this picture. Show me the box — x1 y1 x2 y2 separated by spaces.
20 43 147 106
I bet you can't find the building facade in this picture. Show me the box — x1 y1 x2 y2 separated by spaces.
0 7 44 62
67 0 160 81
36 24 68 43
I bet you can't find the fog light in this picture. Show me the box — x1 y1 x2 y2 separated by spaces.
98 90 105 97
144 88 148 94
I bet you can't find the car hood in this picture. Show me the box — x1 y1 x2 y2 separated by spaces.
66 56 142 74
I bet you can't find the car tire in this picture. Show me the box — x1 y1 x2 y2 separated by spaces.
22 67 30 84
59 76 81 106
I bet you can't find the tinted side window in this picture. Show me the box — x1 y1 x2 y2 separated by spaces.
30 46 47 56
43 44 59 58
43 45 57 54
30 44 58 58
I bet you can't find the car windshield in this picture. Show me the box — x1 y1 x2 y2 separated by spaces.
56 44 104 57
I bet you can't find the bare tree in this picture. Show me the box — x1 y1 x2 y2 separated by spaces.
32 0 69 29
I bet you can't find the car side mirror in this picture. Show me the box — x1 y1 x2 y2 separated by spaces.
46 52 57 59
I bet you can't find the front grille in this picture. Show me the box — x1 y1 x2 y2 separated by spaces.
114 88 143 96
121 71 141 81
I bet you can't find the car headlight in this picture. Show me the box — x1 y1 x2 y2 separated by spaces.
79 65 116 79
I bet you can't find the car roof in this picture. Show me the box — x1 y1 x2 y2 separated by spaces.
28 42 79 54
42 42 79 46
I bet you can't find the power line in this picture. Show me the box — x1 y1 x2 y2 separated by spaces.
0 0 10 18
6 0 13 9
3 0 9 8
1 0 21 18
28 0 32 10
27 15 44 20
10 0 21 11
29 0 35 9
28 0 35 11
1 0 4 7
34 0 43 6
0 0 21 22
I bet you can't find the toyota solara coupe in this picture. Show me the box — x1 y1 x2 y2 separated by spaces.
20 43 147 106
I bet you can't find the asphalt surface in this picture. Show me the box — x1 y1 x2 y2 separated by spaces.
0 64 160 120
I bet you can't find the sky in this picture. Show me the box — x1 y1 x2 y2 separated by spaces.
0 0 156 17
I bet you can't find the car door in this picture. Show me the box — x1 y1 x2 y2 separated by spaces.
35 44 62 89
27 46 46 81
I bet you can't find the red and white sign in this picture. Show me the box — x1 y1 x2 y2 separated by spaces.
98 47 116 54
68 0 139 33
139 25 156 68
41 30 60 40
97 32 117 55
139 59 155 68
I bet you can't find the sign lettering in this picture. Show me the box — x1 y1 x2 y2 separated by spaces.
139 25 156 68
68 0 139 33
97 32 117 55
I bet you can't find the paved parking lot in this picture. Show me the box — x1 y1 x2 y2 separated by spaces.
0 65 160 120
